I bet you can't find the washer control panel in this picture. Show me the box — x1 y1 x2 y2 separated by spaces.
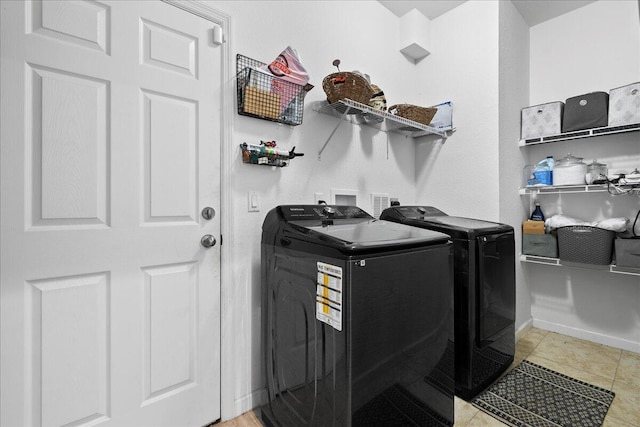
280 205 372 221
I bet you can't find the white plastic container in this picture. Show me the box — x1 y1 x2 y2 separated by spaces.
553 153 587 185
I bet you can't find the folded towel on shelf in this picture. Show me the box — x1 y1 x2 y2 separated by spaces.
545 214 629 232
596 217 629 232
545 215 590 229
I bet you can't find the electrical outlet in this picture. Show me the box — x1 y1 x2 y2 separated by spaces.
314 192 325 204
248 191 260 212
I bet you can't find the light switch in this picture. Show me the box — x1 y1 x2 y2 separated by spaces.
248 191 260 212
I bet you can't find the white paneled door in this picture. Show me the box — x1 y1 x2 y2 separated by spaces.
1 1 222 426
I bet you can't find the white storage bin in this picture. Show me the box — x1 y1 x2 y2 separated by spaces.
521 101 564 140
608 82 640 126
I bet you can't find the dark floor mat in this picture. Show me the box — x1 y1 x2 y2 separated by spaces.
472 360 615 427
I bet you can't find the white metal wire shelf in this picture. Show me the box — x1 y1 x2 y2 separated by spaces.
316 99 455 159
520 254 640 276
518 122 640 147
519 183 640 196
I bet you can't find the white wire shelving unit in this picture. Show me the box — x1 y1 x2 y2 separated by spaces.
315 99 455 160
520 254 640 276
518 122 640 147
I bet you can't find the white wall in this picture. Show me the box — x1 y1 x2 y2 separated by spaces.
413 0 535 335
526 0 640 352
414 1 501 220
498 1 532 332
208 0 639 420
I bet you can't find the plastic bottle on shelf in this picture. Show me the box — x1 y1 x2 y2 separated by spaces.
533 158 552 186
530 203 545 221
546 156 555 185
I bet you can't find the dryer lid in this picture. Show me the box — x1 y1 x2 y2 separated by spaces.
421 216 504 230
379 206 513 238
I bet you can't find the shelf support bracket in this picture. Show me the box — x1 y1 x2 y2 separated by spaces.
318 107 351 160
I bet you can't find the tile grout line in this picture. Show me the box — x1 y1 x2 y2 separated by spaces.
610 349 624 388
521 331 548 361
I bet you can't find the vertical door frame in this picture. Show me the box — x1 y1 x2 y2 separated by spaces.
161 0 234 421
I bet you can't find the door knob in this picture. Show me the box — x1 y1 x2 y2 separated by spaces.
201 234 216 248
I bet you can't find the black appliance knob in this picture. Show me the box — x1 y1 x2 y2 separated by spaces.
323 206 336 216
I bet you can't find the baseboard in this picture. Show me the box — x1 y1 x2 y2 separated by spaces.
224 388 266 422
532 319 640 353
515 318 533 342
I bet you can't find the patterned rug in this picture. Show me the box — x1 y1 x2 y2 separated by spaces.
472 360 615 427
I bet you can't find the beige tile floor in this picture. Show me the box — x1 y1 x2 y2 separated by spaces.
217 328 640 427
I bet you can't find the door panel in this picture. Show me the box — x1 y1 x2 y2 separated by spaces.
30 0 111 53
142 262 197 401
29 273 110 427
141 18 198 77
1 1 221 426
28 65 110 227
143 90 198 222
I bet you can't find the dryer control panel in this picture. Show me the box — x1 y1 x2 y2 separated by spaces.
387 206 447 218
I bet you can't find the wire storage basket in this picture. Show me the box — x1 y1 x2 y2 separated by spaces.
322 72 375 105
388 104 438 126
236 54 311 126
557 226 615 265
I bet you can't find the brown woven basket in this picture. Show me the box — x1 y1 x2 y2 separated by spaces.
322 72 375 105
388 104 437 126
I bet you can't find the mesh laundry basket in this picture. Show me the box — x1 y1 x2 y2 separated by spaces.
388 104 438 126
557 226 615 265
322 72 374 104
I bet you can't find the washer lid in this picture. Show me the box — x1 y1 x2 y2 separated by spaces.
300 219 450 250
263 205 450 252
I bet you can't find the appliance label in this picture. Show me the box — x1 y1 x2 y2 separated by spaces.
316 262 342 331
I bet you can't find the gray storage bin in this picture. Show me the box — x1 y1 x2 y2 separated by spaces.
615 239 640 268
557 226 615 265
523 234 558 258
562 92 609 132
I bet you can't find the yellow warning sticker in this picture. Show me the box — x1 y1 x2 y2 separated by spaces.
316 262 342 331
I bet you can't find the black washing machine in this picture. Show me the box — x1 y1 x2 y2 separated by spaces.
260 205 455 426
380 206 515 400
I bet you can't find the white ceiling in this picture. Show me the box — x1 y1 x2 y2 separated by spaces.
378 0 597 27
